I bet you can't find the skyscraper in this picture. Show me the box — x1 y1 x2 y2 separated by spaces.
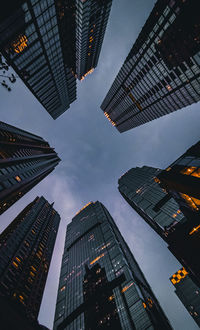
0 0 77 119
75 0 113 81
0 0 113 118
0 196 60 323
170 267 200 327
157 140 200 286
54 201 172 330
157 140 200 222
0 121 60 215
118 166 186 239
118 161 200 286
101 0 200 132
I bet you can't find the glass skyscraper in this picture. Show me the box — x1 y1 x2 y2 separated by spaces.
118 166 186 239
157 140 200 287
170 267 200 327
158 140 200 221
75 0 113 81
0 196 60 322
0 0 77 119
54 201 171 330
101 0 200 132
0 121 60 215
118 161 200 287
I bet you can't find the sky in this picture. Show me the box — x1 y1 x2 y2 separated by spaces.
0 0 200 329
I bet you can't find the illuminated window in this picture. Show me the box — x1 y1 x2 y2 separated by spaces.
11 35 28 53
60 285 66 292
121 282 134 293
15 176 21 182
166 84 172 91
90 253 105 265
181 167 196 175
189 224 200 235
191 168 200 178
181 193 199 211
170 267 188 285
12 261 18 268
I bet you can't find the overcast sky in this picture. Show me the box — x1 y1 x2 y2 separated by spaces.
1 0 200 329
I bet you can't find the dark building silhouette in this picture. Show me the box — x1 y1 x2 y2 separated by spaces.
0 0 77 119
170 267 200 327
0 0 113 117
158 141 200 221
54 201 172 330
118 143 200 286
0 121 60 214
157 141 200 286
101 0 200 132
83 264 122 330
0 196 60 323
76 0 113 81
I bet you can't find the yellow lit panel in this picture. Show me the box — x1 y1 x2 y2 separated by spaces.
76 202 93 215
170 267 188 285
80 68 94 81
12 35 28 53
90 253 105 265
189 224 200 235
181 166 197 175
121 282 134 293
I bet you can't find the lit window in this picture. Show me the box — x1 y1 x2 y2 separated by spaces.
189 224 200 235
11 35 28 53
90 253 105 265
15 176 21 182
60 285 66 292
181 167 196 175
170 267 188 285
121 282 134 293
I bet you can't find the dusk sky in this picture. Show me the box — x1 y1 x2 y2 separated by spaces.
0 0 200 329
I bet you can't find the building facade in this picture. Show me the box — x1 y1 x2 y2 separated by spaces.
157 141 200 286
0 121 60 215
118 166 186 239
101 0 200 132
54 201 172 330
0 196 60 322
0 0 77 119
75 0 112 81
157 141 200 221
170 267 200 327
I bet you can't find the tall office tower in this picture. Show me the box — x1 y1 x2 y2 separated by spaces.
170 267 200 327
118 166 186 239
75 0 113 81
101 0 200 132
54 201 172 330
0 196 60 323
157 141 200 221
157 140 200 286
0 121 60 215
0 0 77 119
118 157 200 286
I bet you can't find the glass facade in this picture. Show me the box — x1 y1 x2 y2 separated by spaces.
0 120 60 214
158 141 200 218
76 0 112 80
157 141 200 287
54 201 172 330
101 0 200 132
0 196 60 321
118 166 185 238
0 0 77 119
170 267 200 327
